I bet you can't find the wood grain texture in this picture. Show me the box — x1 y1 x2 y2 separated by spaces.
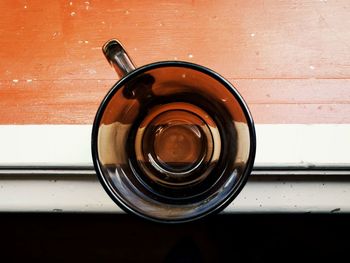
0 0 349 124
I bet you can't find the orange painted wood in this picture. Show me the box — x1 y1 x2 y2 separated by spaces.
0 0 349 124
1 79 350 124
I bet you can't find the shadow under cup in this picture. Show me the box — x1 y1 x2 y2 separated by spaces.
92 62 256 222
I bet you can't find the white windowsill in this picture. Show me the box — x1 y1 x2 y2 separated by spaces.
0 124 349 167
0 124 349 213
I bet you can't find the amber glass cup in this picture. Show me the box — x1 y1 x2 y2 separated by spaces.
92 39 256 223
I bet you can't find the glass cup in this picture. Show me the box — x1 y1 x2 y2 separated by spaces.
92 39 256 223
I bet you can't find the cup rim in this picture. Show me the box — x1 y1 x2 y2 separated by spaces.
91 61 256 223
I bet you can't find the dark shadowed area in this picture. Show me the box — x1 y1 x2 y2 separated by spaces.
1 213 348 262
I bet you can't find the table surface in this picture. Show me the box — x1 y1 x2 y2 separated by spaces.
0 0 349 124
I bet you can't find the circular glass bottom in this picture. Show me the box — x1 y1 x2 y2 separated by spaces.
134 102 220 190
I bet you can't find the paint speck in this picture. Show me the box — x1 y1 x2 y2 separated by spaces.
26 79 32 83
78 40 89 44
24 5 27 9
174 56 178 60
133 47 138 51
309 65 315 70
221 98 227 102
71 11 76 16
97 80 101 83
159 22 164 26
101 21 105 24
125 10 130 15
181 74 186 78
52 32 60 39
188 53 193 59
83 1 89 10
69 2 73 6
250 33 255 37
12 79 19 83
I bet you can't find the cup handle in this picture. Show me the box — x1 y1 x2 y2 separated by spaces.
102 39 136 78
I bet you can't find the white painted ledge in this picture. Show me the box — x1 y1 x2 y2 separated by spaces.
0 176 347 213
0 124 349 213
0 124 349 167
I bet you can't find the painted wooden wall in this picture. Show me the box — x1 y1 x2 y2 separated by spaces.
0 0 349 124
